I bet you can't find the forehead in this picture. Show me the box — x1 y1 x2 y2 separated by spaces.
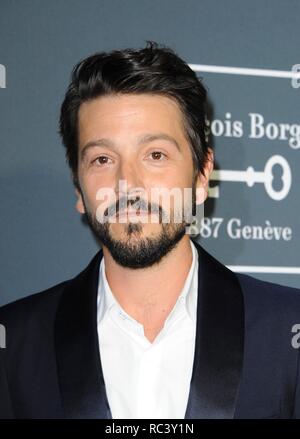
77 93 187 146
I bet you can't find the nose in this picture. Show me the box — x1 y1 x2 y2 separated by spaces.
116 160 148 214
117 158 144 194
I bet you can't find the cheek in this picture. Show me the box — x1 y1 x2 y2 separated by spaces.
145 174 193 193
80 172 113 199
143 171 193 202
85 177 124 218
77 180 101 215
144 177 194 214
144 167 186 187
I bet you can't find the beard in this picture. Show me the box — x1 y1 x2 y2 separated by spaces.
85 212 186 269
82 192 195 269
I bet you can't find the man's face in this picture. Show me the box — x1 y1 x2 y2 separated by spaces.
76 93 212 268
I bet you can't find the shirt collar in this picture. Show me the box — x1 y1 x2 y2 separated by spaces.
97 238 199 326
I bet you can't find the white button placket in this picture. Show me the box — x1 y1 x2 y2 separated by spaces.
136 344 162 418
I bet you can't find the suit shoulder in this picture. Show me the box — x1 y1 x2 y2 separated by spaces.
236 272 300 297
236 272 300 315
0 280 69 327
0 250 102 329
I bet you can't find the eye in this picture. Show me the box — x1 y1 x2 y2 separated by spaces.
92 156 112 166
148 151 167 161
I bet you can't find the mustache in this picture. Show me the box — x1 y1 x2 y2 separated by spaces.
104 195 163 219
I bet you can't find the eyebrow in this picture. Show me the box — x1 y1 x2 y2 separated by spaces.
80 133 181 160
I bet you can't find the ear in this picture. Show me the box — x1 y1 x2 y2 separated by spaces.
75 188 85 214
195 147 214 204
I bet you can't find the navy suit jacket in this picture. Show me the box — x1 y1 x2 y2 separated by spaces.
1 240 300 419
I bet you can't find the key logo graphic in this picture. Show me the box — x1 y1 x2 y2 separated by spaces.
209 155 292 201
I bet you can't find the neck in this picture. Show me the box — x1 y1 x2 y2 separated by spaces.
102 235 193 333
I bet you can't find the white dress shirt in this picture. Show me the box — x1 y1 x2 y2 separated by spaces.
97 239 198 419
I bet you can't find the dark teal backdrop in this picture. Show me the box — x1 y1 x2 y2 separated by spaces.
0 0 299 306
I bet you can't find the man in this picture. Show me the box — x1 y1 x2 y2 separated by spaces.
1 42 300 419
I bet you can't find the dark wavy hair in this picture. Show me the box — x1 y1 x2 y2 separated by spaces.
59 41 209 189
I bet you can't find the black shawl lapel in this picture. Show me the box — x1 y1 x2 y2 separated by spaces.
54 249 112 419
184 240 245 418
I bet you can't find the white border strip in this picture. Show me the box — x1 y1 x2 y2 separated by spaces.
227 265 300 274
189 63 300 79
